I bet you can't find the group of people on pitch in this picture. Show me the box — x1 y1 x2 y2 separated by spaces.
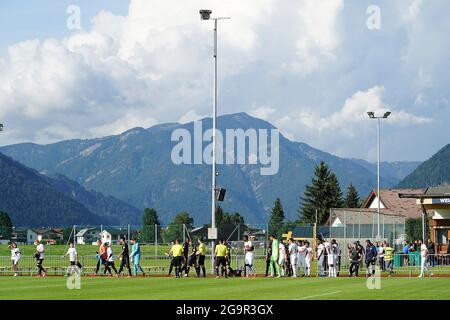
166 236 256 279
166 237 207 278
91 237 146 277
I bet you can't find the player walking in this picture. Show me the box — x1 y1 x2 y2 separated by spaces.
243 235 255 278
130 238 145 277
118 237 132 277
9 242 20 277
365 240 378 277
63 242 78 276
34 240 47 277
269 234 281 278
288 238 298 277
105 243 119 277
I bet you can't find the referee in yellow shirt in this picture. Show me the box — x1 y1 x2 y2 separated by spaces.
214 239 228 278
196 237 206 278
169 239 184 278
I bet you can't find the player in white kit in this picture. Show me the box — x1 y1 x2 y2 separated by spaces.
9 242 20 277
278 242 286 277
326 242 337 277
297 241 307 277
288 238 298 277
304 241 313 277
63 242 79 276
243 235 255 277
317 240 325 277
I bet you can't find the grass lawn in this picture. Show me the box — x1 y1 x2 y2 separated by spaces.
0 276 449 300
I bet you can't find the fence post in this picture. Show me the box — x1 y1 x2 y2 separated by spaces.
127 224 130 247
344 211 346 247
237 224 240 270
155 224 157 259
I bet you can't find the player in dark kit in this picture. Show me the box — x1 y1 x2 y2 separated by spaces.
185 243 197 277
182 239 190 277
118 237 131 277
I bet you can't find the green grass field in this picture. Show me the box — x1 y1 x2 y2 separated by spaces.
0 276 449 300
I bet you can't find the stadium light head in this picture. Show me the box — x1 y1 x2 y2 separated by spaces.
383 111 391 118
200 9 212 20
367 112 375 119
0 123 3 131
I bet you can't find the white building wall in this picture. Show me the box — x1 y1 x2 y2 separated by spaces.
369 196 386 209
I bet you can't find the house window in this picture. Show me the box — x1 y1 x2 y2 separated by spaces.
436 229 449 244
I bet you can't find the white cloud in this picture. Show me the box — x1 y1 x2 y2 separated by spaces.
249 107 275 120
178 110 207 123
294 86 431 135
289 0 344 75
0 0 448 162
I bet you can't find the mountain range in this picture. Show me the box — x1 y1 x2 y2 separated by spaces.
0 113 422 226
397 143 450 189
0 153 140 226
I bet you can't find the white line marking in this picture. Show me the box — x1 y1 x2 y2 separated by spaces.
293 290 342 300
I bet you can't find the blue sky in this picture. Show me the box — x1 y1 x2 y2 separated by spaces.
0 0 449 162
0 1 130 54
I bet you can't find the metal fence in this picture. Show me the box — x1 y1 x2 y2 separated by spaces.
1 253 449 277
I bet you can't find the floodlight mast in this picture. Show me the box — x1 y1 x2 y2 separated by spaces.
200 9 230 275
367 111 391 241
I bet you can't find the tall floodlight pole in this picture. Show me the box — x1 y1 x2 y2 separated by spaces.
367 111 391 240
200 10 230 274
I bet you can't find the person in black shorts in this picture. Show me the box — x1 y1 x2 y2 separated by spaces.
118 237 132 277
265 241 272 277
349 244 362 277
182 239 190 276
186 243 197 277
169 239 184 278
196 237 206 278
167 241 175 276
214 239 228 278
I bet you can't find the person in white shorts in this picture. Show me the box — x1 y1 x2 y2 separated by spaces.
297 241 307 277
63 242 78 276
304 241 313 277
418 240 433 278
243 235 255 277
278 241 286 277
288 238 298 277
326 242 337 277
317 240 325 277
9 242 20 277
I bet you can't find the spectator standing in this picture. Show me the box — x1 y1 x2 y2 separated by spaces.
418 240 433 278
426 239 435 267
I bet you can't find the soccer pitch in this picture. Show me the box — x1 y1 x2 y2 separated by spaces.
1 276 449 300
